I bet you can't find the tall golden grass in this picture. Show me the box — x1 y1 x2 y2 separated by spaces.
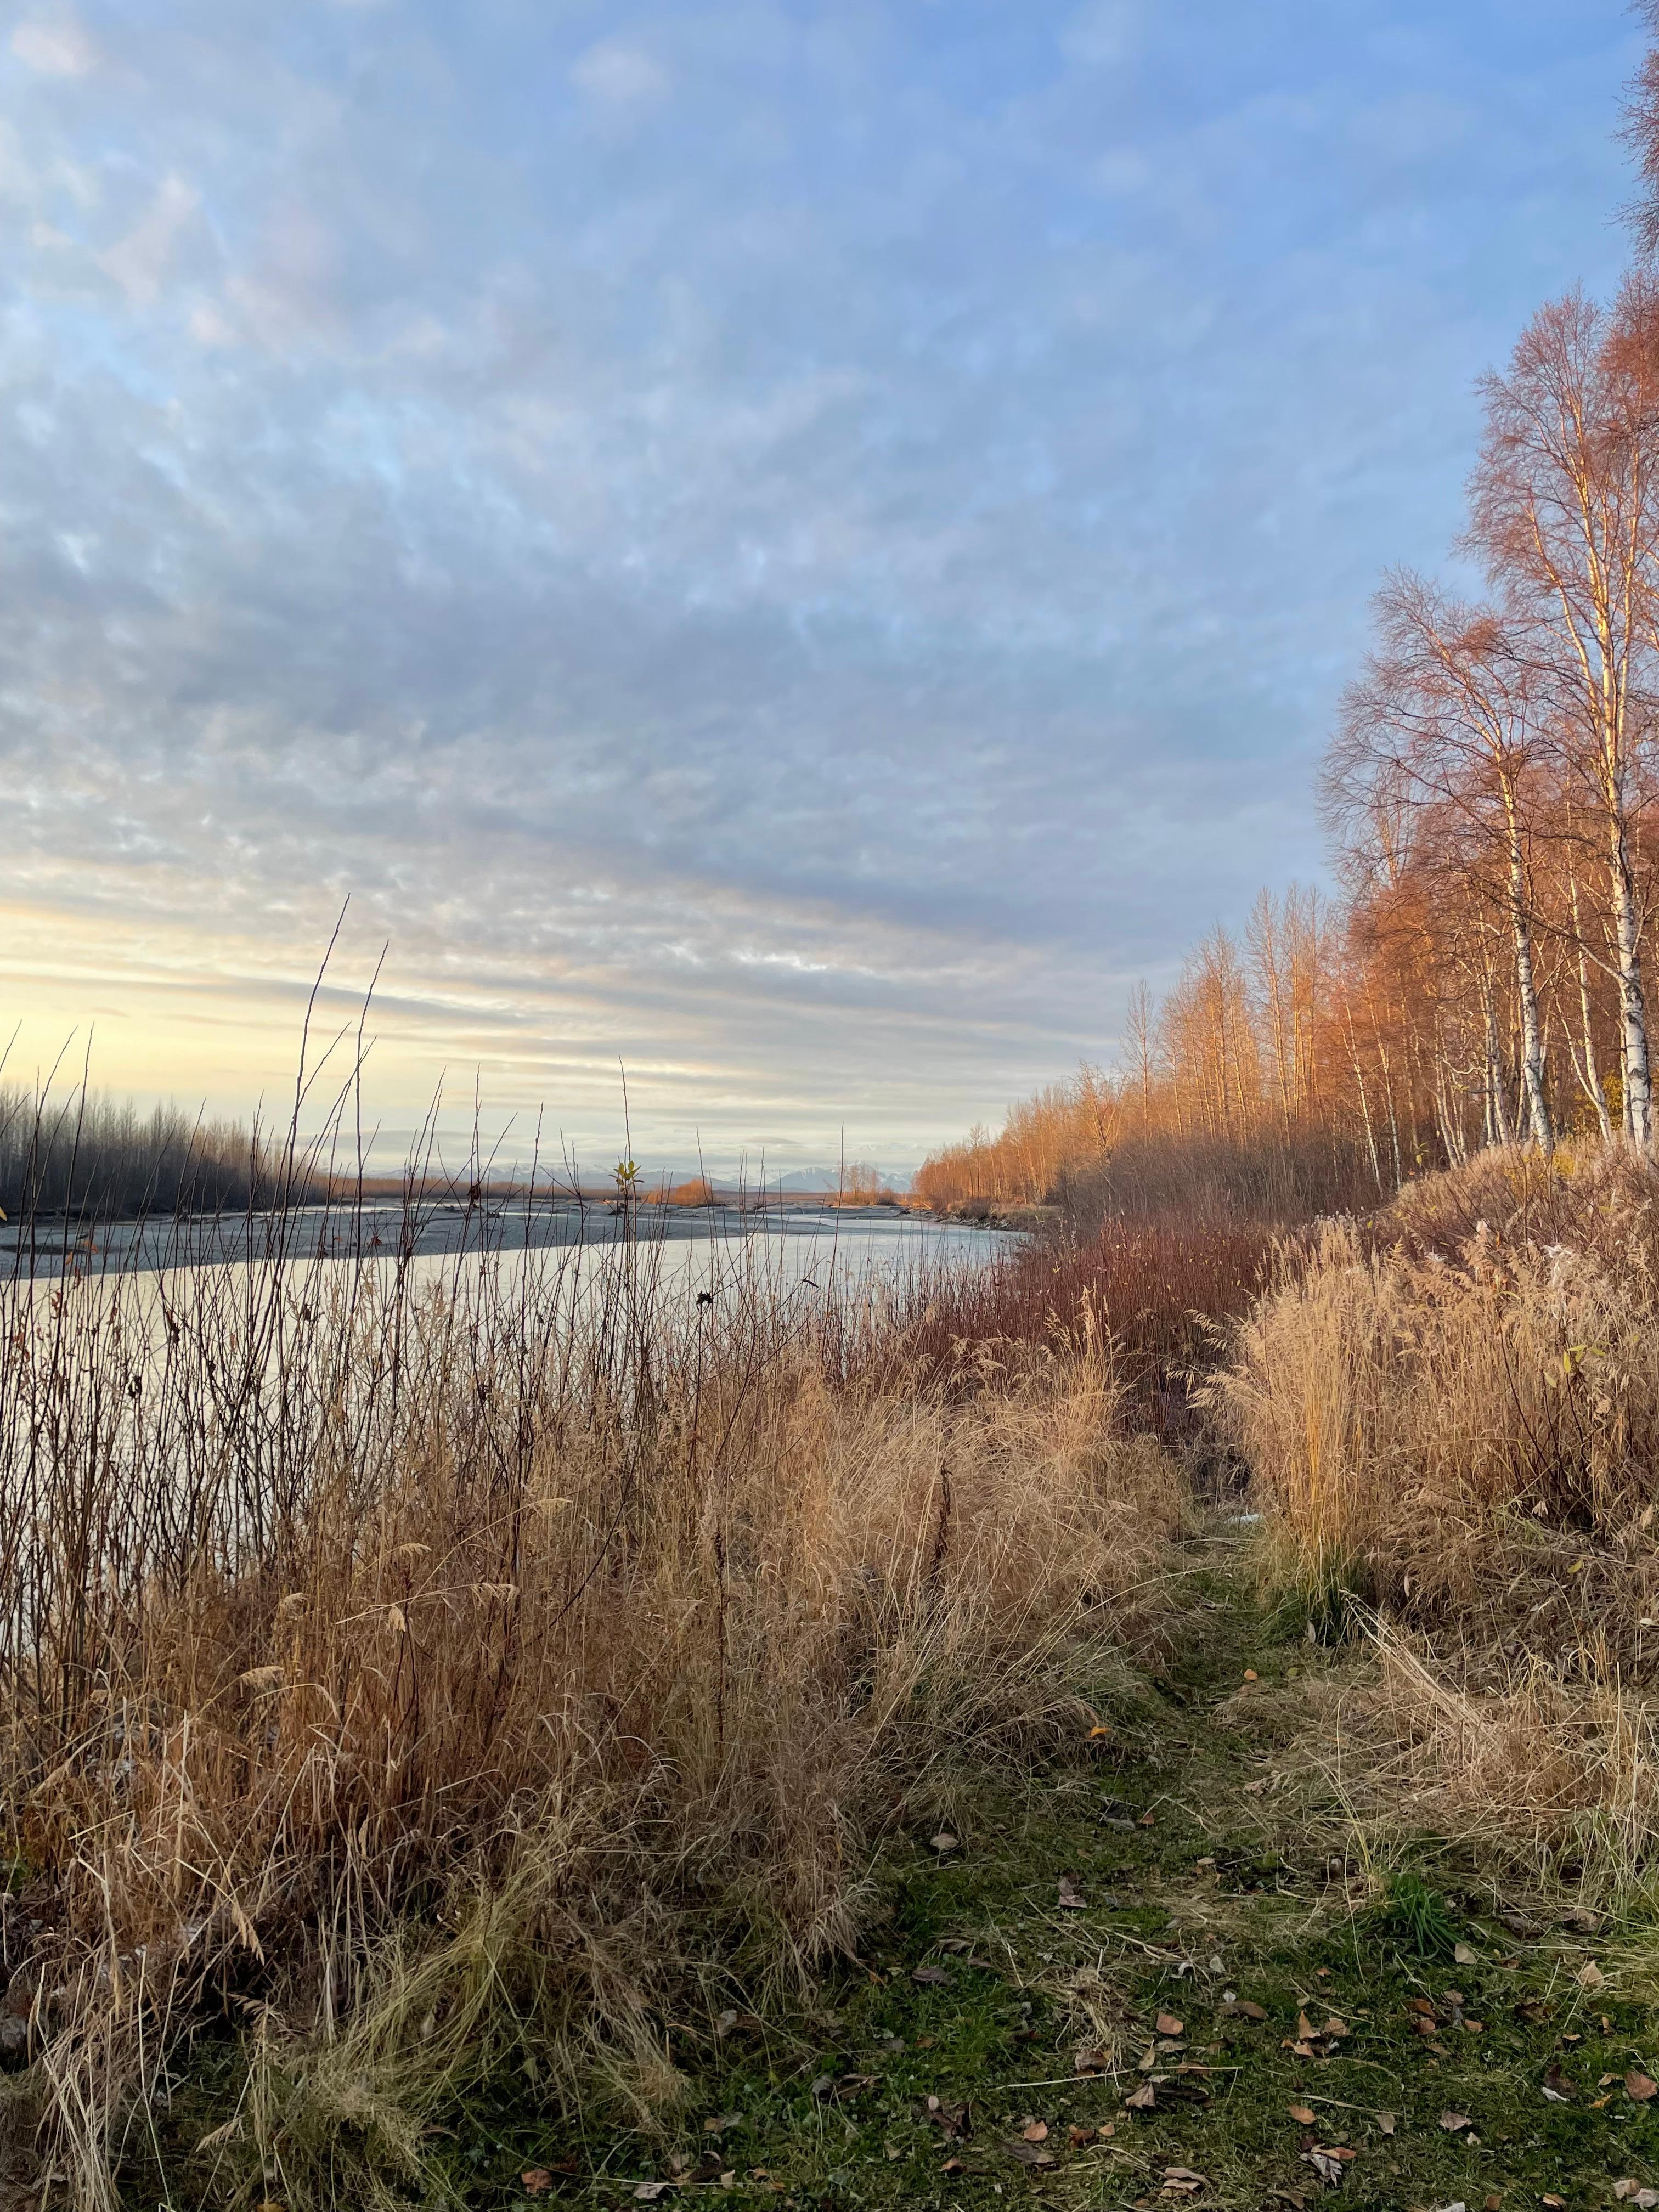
0 1226 1187 2207
1218 1142 1659 1903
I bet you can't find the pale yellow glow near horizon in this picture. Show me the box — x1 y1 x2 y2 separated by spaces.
0 898 981 1168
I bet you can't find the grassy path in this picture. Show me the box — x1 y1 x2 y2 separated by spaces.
454 1539 1659 2212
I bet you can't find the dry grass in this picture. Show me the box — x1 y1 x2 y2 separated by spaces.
1216 1149 1659 1633
888 1222 1277 1437
1217 1140 1659 1903
1304 1619 1659 1905
0 1226 1189 2207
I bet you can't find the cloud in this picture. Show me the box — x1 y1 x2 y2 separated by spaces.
98 174 200 306
10 16 99 76
1059 0 1140 67
570 37 670 108
0 0 1641 1161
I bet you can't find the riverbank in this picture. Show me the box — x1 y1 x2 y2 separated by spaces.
12 1144 1659 2209
365 1547 1652 2212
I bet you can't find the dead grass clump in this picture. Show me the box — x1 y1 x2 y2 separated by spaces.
1317 1621 1659 1905
0 1233 1187 2207
1222 1146 1659 1899
1216 1198 1659 1628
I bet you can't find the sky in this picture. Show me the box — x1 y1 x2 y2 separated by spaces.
0 0 1644 1176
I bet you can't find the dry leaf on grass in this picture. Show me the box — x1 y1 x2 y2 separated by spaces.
1288 2104 1316 2125
1302 2145 1356 2186
1161 2168 1208 2197
1376 2112 1396 2136
1613 2185 1659 2206
1542 2064 1573 2103
1074 2045 1110 2075
1156 2012 1184 2036
1229 1997 1268 2021
521 2174 554 2199
1627 2070 1658 2102
1020 2120 1048 2142
1439 2111 1472 2132
1003 2138 1055 2169
1124 2080 1158 2112
912 1963 950 1986
1577 1960 1606 1990
929 1831 958 1853
1056 1875 1086 1910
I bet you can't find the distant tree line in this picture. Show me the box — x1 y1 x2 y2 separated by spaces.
0 1088 309 1220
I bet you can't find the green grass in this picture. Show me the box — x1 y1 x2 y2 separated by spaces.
147 1542 1659 2212
404 1547 1659 2212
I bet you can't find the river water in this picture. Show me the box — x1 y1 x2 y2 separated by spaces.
0 1200 1005 1301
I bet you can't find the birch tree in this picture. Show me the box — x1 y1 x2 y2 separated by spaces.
1468 287 1659 1149
1327 572 1554 1151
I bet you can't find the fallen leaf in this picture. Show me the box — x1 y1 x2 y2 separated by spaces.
929 1832 958 1853
940 2157 965 2176
1243 1669 1259 1682
1542 2063 1573 2103
1021 2120 1049 2143
1628 2070 1659 2102
1138 2042 1159 2073
1438 2110 1472 2132
1124 2080 1158 2112
1161 2168 1209 2198
1302 2146 1356 2187
1454 1942 1478 1966
1297 2012 1318 2041
1068 2125 1095 2147
1577 1960 1606 1990
1407 1996 1437 2017
912 1964 950 1987
1231 1999 1268 2021
521 2174 553 2199
1376 2112 1396 2136
1289 2104 1316 2125
1139 1810 1156 1827
1613 2185 1659 2207
703 2114 741 2135
1542 2197 1565 2209
1057 1876 1087 1910
1321 2016 1350 2040
1004 2138 1056 2169
1156 2012 1185 2037
634 2187 674 2204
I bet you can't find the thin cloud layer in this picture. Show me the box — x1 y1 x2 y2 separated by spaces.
0 0 1638 1166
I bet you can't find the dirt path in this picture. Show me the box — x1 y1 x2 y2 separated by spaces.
467 1540 1659 2212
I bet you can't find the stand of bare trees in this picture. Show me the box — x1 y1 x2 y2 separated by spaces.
916 37 1659 1218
